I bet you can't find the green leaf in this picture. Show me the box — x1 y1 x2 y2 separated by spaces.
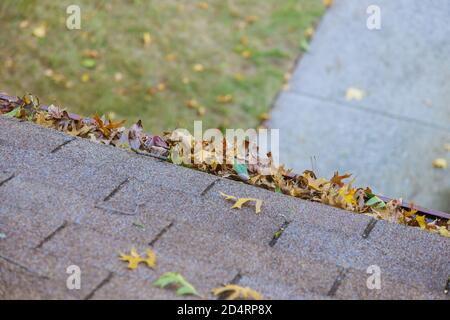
81 58 96 69
4 107 21 118
154 272 199 296
300 39 310 52
275 186 282 193
233 159 249 181
365 196 386 209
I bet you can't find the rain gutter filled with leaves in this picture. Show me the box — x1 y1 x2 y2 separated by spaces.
1 93 449 238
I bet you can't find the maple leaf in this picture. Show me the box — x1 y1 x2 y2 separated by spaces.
330 171 352 187
153 272 199 296
220 192 262 214
119 248 156 270
212 284 263 300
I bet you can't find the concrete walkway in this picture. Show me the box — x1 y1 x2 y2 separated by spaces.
269 0 450 212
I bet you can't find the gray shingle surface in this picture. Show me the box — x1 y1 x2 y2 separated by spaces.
0 116 448 299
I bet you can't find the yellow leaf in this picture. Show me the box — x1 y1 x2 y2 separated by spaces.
345 87 365 101
212 284 263 300
196 2 209 9
193 64 204 72
437 226 449 237
323 0 333 8
415 215 427 229
165 53 177 62
432 158 447 169
220 192 262 214
216 94 233 103
259 112 270 121
142 32 152 46
32 23 47 38
304 27 315 39
338 187 356 206
241 50 252 58
119 248 156 270
81 72 90 82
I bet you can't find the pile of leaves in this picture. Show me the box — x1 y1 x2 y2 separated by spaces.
1 93 448 237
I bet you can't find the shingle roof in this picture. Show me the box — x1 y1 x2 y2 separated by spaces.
0 116 449 299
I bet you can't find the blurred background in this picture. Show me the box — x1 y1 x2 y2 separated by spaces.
0 0 323 133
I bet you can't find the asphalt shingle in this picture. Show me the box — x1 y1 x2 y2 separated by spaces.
0 116 448 299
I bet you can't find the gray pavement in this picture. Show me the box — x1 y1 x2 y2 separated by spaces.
0 116 449 299
269 0 450 212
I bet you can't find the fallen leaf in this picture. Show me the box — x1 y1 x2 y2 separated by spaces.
245 15 259 24
119 248 156 270
259 113 270 121
165 53 177 62
437 226 449 237
304 27 315 39
323 0 333 8
415 214 427 229
81 58 96 69
300 39 309 52
365 195 386 209
220 192 262 214
114 72 123 82
432 158 447 169
212 284 263 300
193 64 204 72
345 87 365 101
154 272 199 296
196 2 209 9
81 73 90 82
444 143 450 152
330 172 352 187
216 94 233 103
32 23 47 38
142 32 152 46
241 50 252 58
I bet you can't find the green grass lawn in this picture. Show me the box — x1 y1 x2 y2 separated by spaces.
0 0 324 133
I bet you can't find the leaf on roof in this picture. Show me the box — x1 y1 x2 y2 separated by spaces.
4 106 21 118
220 192 262 214
212 284 263 300
437 226 449 237
330 171 352 187
415 214 427 229
153 272 199 296
365 195 386 209
119 248 156 270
